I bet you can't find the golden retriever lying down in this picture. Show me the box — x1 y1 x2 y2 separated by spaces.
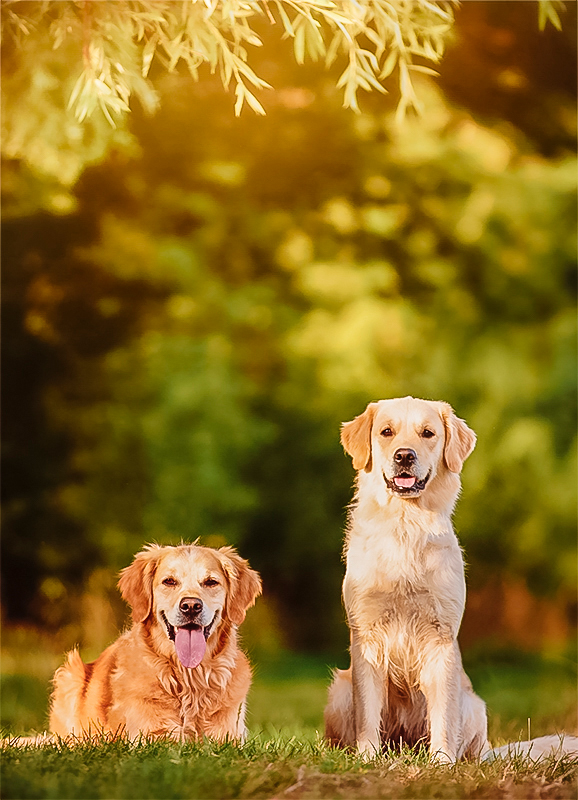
49 543 261 742
324 397 490 763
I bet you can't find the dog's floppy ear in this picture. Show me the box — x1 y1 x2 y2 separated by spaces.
218 547 262 626
439 403 476 474
341 403 377 472
118 546 160 624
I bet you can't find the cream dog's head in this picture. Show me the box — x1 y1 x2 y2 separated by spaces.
341 397 476 502
118 543 261 669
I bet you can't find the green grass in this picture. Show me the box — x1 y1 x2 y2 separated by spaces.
2 635 577 799
2 734 577 799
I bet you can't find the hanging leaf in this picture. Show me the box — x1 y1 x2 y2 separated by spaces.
0 0 567 124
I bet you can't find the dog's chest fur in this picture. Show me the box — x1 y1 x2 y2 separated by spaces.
343 496 466 674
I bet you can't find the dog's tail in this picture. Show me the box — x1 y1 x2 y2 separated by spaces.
482 734 578 762
49 649 89 737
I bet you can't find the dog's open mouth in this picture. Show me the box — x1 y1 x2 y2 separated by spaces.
384 472 430 495
160 611 216 669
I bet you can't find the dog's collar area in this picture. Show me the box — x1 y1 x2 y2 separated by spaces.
383 470 431 495
160 610 216 642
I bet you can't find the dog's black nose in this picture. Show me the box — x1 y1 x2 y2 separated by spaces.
394 448 417 467
179 597 203 615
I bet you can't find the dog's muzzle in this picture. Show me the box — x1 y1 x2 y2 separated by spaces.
383 470 431 496
160 610 216 643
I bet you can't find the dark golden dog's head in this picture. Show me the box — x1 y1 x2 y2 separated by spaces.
118 544 261 669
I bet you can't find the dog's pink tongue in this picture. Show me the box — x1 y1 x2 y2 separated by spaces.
175 627 206 669
394 476 416 488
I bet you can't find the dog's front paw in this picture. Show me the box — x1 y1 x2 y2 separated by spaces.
357 739 380 761
429 748 456 765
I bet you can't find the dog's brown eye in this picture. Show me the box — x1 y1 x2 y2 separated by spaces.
422 429 435 439
162 577 178 587
381 427 394 437
203 578 219 588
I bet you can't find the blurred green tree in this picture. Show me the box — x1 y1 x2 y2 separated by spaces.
1 2 576 653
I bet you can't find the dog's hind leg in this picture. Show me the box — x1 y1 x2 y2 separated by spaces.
324 668 355 747
459 673 490 759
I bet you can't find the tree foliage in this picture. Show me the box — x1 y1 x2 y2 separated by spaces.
4 80 576 651
1 0 568 185
1 2 576 652
3 0 457 120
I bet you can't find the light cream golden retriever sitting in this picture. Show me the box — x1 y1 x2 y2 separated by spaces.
50 543 261 742
324 397 489 763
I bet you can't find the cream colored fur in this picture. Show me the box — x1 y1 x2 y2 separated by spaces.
484 735 578 761
324 397 490 763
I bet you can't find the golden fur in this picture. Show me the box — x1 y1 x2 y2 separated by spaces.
324 397 490 762
49 544 261 742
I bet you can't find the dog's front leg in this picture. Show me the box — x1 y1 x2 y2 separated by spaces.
203 700 248 743
351 634 384 760
419 640 461 763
